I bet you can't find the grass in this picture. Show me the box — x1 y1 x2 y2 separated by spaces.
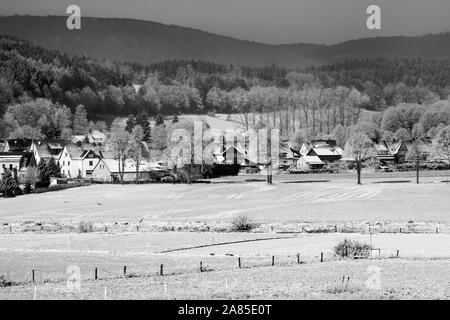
2 258 449 299
2 175 450 225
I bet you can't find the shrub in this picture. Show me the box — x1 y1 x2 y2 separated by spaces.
77 221 94 233
0 275 12 287
334 239 371 259
231 215 256 232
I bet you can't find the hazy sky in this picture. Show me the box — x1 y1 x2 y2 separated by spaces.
1 0 450 44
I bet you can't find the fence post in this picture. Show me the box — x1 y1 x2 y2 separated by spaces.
32 270 35 283
396 250 399 258
123 266 127 276
160 264 164 276
94 267 98 280
200 261 203 272
320 252 324 263
272 256 275 266
297 253 300 264
238 257 241 269
436 227 439 234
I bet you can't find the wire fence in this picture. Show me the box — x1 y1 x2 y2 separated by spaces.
1 248 409 289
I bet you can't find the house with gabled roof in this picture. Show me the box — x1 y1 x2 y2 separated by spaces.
30 140 65 164
0 151 36 179
58 143 101 179
86 130 107 145
296 155 325 171
374 140 407 163
3 139 33 152
91 158 167 182
296 140 343 163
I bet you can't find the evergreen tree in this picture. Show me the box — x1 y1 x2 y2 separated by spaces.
125 114 136 132
172 114 179 124
135 111 151 142
155 113 165 127
46 158 62 179
0 170 18 197
37 159 48 187
73 105 89 135
41 121 61 140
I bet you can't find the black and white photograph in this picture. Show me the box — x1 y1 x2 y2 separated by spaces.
0 0 450 308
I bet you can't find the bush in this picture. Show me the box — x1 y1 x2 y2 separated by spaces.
161 176 175 183
77 221 94 233
334 239 371 259
0 275 12 287
231 215 256 232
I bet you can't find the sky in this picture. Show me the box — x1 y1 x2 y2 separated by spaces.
1 0 450 44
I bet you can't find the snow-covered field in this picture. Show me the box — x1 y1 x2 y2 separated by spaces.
2 174 450 299
1 175 450 224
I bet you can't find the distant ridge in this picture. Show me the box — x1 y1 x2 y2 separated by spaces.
1 15 450 68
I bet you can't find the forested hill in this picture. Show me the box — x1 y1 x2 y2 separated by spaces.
1 34 450 120
1 16 450 69
279 33 450 62
0 15 320 69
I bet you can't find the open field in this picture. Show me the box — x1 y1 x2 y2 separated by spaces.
2 258 450 300
1 173 450 299
1 174 450 226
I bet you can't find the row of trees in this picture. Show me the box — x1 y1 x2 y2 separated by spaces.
343 123 450 185
0 97 107 140
108 125 150 183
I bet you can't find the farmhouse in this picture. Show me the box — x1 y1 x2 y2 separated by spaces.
86 130 107 145
30 140 64 163
58 144 101 179
296 155 325 171
214 143 257 166
0 151 36 178
374 140 407 163
3 139 32 152
296 140 343 163
91 158 167 182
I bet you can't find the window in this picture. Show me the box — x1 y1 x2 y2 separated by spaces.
9 164 13 170
63 161 65 166
89 161 93 166
68 161 70 166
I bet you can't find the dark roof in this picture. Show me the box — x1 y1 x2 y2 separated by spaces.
6 139 32 152
19 152 36 169
0 151 24 156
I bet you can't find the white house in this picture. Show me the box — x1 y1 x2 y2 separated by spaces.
296 156 325 171
0 152 22 175
0 151 36 179
86 130 107 145
59 144 101 179
30 140 64 164
92 158 167 182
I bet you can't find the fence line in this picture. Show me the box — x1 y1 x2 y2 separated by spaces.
0 248 408 288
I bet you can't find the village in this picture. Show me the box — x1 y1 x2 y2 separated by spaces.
0 129 423 193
